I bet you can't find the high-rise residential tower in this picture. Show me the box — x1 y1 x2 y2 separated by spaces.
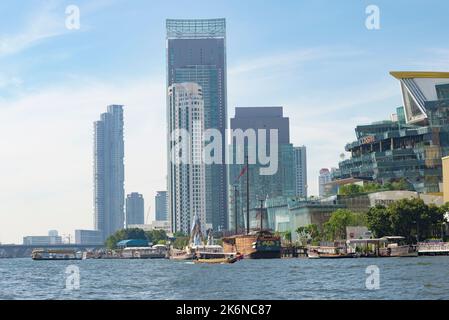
155 191 168 221
294 146 307 198
167 83 207 234
126 193 144 226
166 18 228 232
229 107 296 230
94 105 125 240
319 168 331 197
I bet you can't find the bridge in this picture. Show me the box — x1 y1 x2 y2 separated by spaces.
0 244 104 258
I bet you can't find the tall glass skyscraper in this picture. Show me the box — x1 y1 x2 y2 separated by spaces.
229 107 296 230
166 19 228 232
155 191 168 221
167 83 207 234
294 146 307 198
126 193 144 226
94 105 125 240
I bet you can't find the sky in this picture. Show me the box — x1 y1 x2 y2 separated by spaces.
1 0 449 244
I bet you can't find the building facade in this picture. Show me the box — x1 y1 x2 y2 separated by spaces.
166 18 228 232
228 107 296 231
333 72 449 194
126 193 145 226
155 191 168 221
294 146 307 198
23 231 62 245
319 168 331 197
74 230 103 245
94 105 125 240
167 83 207 234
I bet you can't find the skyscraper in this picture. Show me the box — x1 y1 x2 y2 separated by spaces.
319 168 331 197
155 191 168 221
126 193 144 226
94 105 125 240
229 107 295 230
167 83 207 234
294 146 307 198
166 18 228 232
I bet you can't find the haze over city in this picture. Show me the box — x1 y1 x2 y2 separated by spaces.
1 0 449 243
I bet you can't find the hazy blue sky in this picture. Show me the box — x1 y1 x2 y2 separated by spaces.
1 0 449 243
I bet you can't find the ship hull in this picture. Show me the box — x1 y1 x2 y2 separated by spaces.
223 231 282 260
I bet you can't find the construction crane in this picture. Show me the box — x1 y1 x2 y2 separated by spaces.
145 205 152 225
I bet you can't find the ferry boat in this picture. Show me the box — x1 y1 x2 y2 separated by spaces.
31 249 83 260
222 230 282 259
194 252 243 264
121 245 168 259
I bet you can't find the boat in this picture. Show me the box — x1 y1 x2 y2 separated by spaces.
223 230 282 259
31 249 82 260
194 253 243 264
306 246 355 259
121 245 168 259
378 236 418 257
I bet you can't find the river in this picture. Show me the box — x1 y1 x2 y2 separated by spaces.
0 257 448 300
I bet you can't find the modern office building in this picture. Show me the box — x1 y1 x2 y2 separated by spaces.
94 105 125 240
167 83 207 234
319 168 331 197
294 146 307 198
333 72 449 193
126 193 145 226
155 191 168 221
228 107 296 230
166 18 228 232
23 231 62 245
74 230 103 245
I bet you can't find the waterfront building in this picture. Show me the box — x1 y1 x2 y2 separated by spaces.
294 146 307 198
74 230 103 245
126 193 145 226
332 72 449 193
94 105 125 240
166 18 228 232
23 231 62 245
167 82 207 234
155 191 168 221
228 107 296 231
319 168 331 197
265 197 345 242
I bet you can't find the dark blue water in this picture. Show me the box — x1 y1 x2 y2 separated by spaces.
0 257 448 300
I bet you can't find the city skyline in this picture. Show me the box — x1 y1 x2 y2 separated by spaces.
2 0 449 243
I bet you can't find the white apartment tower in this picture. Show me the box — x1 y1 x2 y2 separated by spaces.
168 82 206 234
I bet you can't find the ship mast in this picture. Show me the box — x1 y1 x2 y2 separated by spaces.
246 155 250 235
259 199 264 231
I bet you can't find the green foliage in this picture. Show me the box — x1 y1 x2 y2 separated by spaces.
105 228 147 249
173 231 187 238
323 209 365 240
338 184 363 196
366 198 445 243
145 229 168 245
173 236 189 250
339 179 413 197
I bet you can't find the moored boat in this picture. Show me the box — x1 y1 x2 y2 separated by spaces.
223 230 282 259
32 249 82 260
378 236 418 257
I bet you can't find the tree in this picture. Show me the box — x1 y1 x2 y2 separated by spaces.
338 184 363 196
105 228 147 249
366 205 392 238
323 209 364 240
296 224 321 245
145 229 168 245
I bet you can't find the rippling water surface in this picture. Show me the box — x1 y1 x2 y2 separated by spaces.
1 257 448 300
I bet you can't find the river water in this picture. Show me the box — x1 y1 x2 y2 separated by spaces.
0 257 448 300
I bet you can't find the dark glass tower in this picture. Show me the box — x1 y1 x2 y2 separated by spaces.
94 105 125 240
166 19 228 232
